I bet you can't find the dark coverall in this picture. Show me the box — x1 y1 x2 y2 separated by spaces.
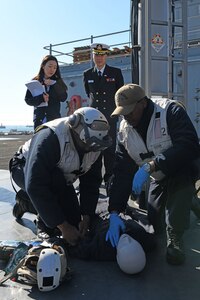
10 128 102 230
108 99 200 234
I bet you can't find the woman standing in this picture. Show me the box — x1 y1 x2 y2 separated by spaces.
25 55 68 129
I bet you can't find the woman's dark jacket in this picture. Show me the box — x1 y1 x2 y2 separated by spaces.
25 78 67 128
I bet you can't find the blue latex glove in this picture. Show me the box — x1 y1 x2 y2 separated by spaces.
106 213 125 247
132 165 150 195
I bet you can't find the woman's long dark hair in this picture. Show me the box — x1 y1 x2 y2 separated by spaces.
33 55 62 82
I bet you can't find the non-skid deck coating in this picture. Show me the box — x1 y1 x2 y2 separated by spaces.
1 136 200 299
0 169 200 300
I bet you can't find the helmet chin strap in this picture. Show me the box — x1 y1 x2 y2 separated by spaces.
85 135 112 152
81 121 112 152
70 129 91 153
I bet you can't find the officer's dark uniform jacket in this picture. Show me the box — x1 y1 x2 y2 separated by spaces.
83 64 124 121
25 78 68 129
20 118 101 228
108 98 200 213
83 64 124 182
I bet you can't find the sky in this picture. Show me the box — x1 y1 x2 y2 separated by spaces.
0 0 131 125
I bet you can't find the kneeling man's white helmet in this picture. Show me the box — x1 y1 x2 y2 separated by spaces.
116 234 146 274
68 107 112 152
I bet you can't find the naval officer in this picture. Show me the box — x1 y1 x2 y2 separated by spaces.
83 43 124 191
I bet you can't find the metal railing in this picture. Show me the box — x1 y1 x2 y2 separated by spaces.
43 29 131 65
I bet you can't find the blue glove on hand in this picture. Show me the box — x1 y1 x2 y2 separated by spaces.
106 213 125 247
132 165 150 195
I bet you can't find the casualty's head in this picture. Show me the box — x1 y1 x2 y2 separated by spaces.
116 234 146 275
68 107 112 152
111 83 148 127
91 43 110 70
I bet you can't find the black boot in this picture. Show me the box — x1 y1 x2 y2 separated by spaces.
166 228 185 265
12 189 37 219
191 195 200 219
36 217 61 240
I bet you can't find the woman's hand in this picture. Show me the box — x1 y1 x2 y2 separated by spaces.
43 92 49 103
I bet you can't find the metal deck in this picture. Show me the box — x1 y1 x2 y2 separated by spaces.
0 169 200 299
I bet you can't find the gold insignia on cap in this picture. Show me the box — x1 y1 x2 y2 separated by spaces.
92 43 109 55
96 44 103 50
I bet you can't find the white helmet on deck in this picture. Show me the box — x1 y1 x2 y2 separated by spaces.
37 246 67 292
116 234 146 274
68 107 112 152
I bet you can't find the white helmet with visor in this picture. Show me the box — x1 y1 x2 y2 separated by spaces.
68 107 112 152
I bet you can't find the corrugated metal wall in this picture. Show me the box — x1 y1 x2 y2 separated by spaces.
59 0 200 137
